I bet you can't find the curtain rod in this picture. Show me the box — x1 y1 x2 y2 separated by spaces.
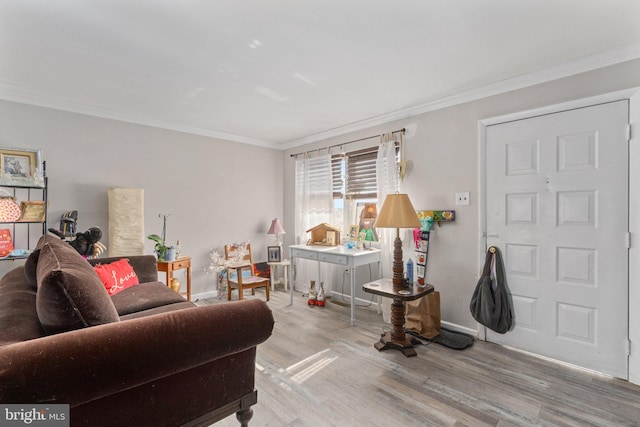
289 128 405 158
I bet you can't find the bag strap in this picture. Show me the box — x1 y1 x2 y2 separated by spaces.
481 249 494 277
494 247 506 290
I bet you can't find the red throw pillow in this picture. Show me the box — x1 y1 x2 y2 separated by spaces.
93 259 139 296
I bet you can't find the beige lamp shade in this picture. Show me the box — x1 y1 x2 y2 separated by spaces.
267 218 286 246
375 194 421 229
267 218 286 235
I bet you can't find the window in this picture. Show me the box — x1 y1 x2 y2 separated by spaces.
331 144 398 238
333 147 378 200
295 154 334 238
294 136 400 246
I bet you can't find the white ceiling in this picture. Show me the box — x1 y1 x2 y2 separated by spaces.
1 1 640 149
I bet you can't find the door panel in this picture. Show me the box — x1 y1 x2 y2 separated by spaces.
486 101 629 378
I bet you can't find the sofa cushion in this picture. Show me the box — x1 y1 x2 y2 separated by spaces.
93 259 140 295
111 281 186 316
35 235 119 335
25 235 58 288
24 248 40 288
0 267 45 346
88 255 159 284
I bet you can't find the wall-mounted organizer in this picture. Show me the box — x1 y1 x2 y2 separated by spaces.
414 230 430 285
412 210 455 285
417 210 455 227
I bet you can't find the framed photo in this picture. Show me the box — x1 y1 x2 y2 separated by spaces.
18 201 46 222
349 224 359 239
0 148 43 187
267 246 282 263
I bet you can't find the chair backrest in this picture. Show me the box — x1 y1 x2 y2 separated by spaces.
224 243 256 278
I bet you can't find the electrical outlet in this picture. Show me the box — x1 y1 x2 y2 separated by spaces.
456 192 470 206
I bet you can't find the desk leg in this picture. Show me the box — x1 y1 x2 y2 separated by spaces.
289 259 294 306
284 264 289 292
350 266 356 326
376 261 383 314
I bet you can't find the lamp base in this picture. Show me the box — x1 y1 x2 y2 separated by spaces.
392 230 404 288
375 292 417 357
374 333 417 357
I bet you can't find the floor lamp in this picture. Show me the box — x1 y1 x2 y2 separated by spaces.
373 193 422 355
374 193 421 288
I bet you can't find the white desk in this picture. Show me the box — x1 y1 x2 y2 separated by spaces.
289 244 381 326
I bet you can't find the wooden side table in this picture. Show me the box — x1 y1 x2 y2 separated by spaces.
157 256 192 301
363 278 434 357
267 259 290 291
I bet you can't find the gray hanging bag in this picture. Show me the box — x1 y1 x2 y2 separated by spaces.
469 247 513 334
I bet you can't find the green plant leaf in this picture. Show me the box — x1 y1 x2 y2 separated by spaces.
147 234 164 245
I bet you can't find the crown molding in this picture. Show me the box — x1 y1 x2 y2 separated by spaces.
283 42 640 149
0 84 277 149
2 42 640 151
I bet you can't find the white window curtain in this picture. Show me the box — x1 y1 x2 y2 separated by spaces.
294 153 334 293
376 134 400 322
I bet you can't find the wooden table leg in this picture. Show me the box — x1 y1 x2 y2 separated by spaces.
373 298 417 357
186 264 191 302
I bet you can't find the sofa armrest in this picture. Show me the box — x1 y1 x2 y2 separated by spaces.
88 255 159 283
0 299 273 407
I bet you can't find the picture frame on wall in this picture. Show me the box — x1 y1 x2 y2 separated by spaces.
267 245 282 262
0 148 43 187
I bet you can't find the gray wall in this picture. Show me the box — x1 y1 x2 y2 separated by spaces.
283 58 640 330
2 58 639 324
0 101 284 297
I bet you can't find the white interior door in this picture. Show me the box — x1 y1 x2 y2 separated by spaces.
485 101 629 378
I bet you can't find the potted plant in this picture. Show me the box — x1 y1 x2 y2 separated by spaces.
148 213 177 261
147 233 171 260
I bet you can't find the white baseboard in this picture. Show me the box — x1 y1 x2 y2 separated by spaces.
329 290 379 308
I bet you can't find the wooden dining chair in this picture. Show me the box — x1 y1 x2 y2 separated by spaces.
225 243 270 301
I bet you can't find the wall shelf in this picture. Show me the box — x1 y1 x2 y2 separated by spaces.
416 210 455 227
0 161 48 260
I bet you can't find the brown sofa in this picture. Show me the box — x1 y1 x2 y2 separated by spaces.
0 235 274 426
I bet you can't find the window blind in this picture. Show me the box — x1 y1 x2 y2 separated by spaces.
332 142 399 200
332 147 378 200
331 154 344 199
346 147 378 200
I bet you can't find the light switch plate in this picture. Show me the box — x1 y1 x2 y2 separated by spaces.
456 192 470 205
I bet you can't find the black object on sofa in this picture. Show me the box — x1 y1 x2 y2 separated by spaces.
0 235 274 427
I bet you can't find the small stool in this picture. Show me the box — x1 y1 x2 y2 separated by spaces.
267 259 290 292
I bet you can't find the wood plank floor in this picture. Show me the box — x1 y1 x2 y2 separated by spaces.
196 290 640 427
